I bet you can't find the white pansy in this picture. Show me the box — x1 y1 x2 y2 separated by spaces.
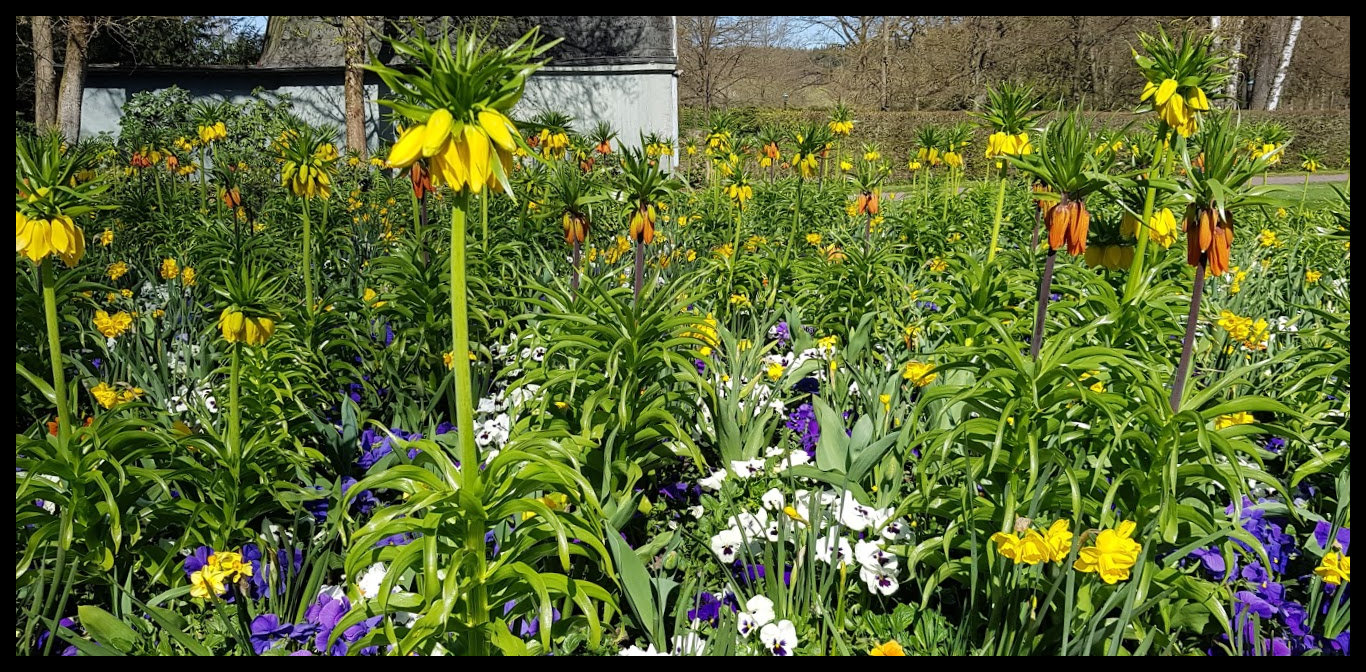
854 539 897 572
619 644 669 656
778 449 811 471
859 565 900 595
835 491 877 531
737 612 758 638
688 505 706 518
814 533 853 566
698 468 727 491
880 517 912 542
765 445 786 458
710 527 745 563
759 619 798 656
745 595 775 626
761 488 786 511
356 562 387 599
730 458 766 479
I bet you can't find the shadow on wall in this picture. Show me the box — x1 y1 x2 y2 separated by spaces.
517 72 677 150
82 72 383 148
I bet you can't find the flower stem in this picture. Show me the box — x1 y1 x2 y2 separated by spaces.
449 192 488 628
229 343 241 458
481 191 490 250
633 237 645 299
1030 249 1057 360
40 260 71 443
301 198 313 311
1122 125 1171 301
987 175 1008 264
571 240 581 292
1170 255 1207 413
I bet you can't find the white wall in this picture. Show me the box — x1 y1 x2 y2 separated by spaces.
81 66 679 154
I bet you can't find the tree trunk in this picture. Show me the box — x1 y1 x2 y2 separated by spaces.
32 15 58 130
1226 18 1243 107
57 16 92 142
1249 17 1284 110
343 16 368 158
1266 15 1303 111
880 16 891 111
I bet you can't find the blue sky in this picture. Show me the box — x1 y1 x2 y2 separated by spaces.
234 16 839 48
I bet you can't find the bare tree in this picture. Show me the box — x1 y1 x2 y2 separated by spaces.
678 16 772 111
343 16 368 158
31 16 57 130
1266 15 1303 111
57 16 93 141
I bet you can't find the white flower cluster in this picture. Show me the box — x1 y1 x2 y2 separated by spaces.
708 485 910 597
166 384 218 415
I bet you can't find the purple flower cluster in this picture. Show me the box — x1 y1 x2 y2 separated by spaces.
658 481 702 506
1190 499 1352 656
917 300 941 312
770 321 791 348
302 593 382 656
502 600 562 638
356 427 424 469
686 591 739 625
304 485 329 524
35 616 79 656
340 476 378 516
786 403 819 458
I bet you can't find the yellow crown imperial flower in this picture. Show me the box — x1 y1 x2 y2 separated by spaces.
218 308 275 346
17 212 86 266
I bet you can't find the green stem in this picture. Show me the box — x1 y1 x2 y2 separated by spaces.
199 146 208 204
301 198 314 311
726 202 743 309
1122 125 1171 301
481 192 490 250
1297 173 1310 219
229 343 241 458
987 174 1008 264
41 260 71 444
449 194 487 628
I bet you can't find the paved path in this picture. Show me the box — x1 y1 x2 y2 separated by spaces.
1261 172 1348 185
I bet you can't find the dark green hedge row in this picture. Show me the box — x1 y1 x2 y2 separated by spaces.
680 107 1349 181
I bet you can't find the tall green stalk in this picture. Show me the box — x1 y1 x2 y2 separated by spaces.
229 343 242 456
40 260 71 444
987 174 1009 264
481 191 490 249
301 198 314 311
448 193 488 628
1122 125 1171 300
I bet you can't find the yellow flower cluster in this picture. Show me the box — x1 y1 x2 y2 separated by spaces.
1314 552 1350 585
725 183 754 205
218 308 275 346
190 551 253 600
902 360 936 387
1305 270 1323 284
791 152 819 178
94 310 134 339
1258 229 1284 248
1214 411 1255 430
16 211 85 266
1073 520 1143 584
1141 79 1210 137
182 267 196 286
389 109 518 196
1119 208 1177 248
197 121 227 144
928 257 948 273
806 233 822 246
160 258 180 280
1216 311 1269 351
282 143 338 200
1084 245 1135 271
828 119 854 136
991 519 1073 565
1250 143 1281 166
91 381 144 409
363 287 387 308
984 131 1032 160
539 128 570 159
1228 266 1247 294
99 229 115 246
107 261 130 281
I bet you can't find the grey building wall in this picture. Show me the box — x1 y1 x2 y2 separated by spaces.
82 65 677 154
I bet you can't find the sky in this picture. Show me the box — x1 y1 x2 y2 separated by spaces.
233 16 840 48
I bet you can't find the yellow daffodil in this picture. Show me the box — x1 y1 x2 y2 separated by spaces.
1258 229 1283 248
1073 520 1142 584
902 361 936 387
190 567 227 599
98 229 114 246
1314 552 1350 585
181 267 196 286
869 641 906 656
160 258 180 280
1044 519 1073 563
93 310 133 339
91 382 120 409
107 261 130 281
928 257 948 272
1214 411 1255 430
1305 270 1322 284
